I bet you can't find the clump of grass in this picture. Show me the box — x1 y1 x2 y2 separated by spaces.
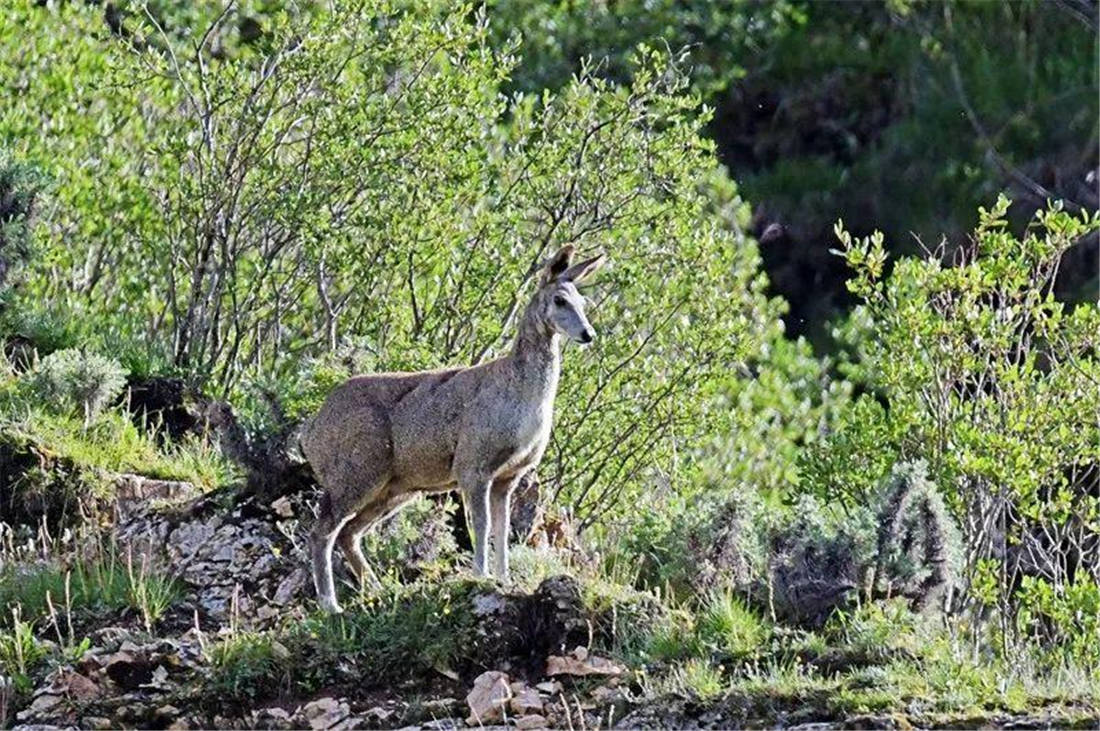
666 658 726 700
205 576 486 702
726 658 837 721
508 544 579 591
0 546 181 632
21 348 127 425
124 551 180 631
634 608 701 665
697 591 771 660
208 631 289 700
818 599 923 668
0 607 47 695
1 405 236 493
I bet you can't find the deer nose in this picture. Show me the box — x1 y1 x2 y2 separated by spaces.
579 329 594 343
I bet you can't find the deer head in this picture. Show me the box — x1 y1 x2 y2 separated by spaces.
531 245 605 344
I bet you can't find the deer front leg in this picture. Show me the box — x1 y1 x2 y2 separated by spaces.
462 479 492 577
490 475 521 582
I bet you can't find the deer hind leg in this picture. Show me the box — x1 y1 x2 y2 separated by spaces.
310 491 353 614
310 458 392 614
337 487 417 591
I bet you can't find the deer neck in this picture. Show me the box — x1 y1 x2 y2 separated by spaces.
510 308 561 400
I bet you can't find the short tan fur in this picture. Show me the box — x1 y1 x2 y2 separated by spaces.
302 246 604 612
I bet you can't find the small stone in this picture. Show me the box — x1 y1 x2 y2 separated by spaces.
472 593 507 616
16 693 63 721
433 663 460 681
57 670 99 701
103 651 154 689
422 697 460 714
84 716 114 729
259 707 292 722
509 684 544 715
363 706 392 723
143 665 171 689
590 685 624 703
273 569 307 605
515 714 548 729
256 604 280 622
270 640 291 660
545 650 623 678
300 696 350 731
465 670 512 725
535 680 562 694
271 496 295 518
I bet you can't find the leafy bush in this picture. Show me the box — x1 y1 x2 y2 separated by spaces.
0 406 236 520
496 1 1097 342
705 335 854 500
22 348 127 422
621 460 961 625
765 494 874 625
206 578 487 702
616 482 770 602
832 197 1100 653
0 609 47 691
872 461 962 611
361 495 461 584
0 152 44 302
697 590 771 660
207 632 286 701
1015 575 1100 672
2 0 785 528
489 0 803 97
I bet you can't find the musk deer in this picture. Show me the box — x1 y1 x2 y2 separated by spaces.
302 246 604 612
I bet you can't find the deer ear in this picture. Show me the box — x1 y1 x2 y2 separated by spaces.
541 245 576 285
562 253 605 283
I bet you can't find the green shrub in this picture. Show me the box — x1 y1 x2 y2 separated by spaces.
666 657 726 700
0 152 44 302
208 632 287 701
614 480 772 602
622 459 963 627
0 609 47 696
22 348 127 422
361 495 461 584
833 198 1100 653
206 578 485 701
697 591 771 660
1 406 234 492
1015 575 1100 672
872 461 962 611
2 1 787 530
764 494 874 625
0 302 81 359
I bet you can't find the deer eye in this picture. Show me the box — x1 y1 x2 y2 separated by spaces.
553 295 568 307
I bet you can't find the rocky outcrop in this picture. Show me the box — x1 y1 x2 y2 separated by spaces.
11 630 206 730
116 488 314 626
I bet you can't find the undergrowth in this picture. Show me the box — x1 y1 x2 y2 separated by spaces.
0 406 236 493
0 545 181 633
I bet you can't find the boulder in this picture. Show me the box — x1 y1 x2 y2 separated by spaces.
465 671 512 725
